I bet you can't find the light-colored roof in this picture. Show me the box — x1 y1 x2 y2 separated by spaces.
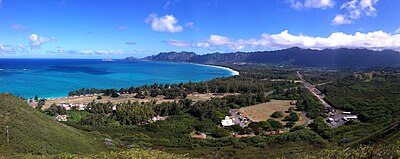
221 119 234 126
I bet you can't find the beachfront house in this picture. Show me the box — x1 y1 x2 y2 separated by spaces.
221 116 235 127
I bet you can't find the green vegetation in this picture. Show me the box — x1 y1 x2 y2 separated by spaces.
4 66 400 158
0 93 106 157
68 66 299 99
271 111 284 118
298 141 400 159
25 148 192 159
44 103 67 116
318 70 400 145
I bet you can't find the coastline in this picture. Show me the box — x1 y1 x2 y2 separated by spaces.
42 63 239 100
198 64 240 76
138 60 240 76
6 60 239 100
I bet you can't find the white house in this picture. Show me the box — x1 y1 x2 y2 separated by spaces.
221 116 235 127
343 116 358 121
55 115 68 122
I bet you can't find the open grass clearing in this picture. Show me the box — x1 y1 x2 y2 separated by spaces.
238 100 307 126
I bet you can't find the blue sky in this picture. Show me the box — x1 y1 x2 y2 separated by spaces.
0 0 399 58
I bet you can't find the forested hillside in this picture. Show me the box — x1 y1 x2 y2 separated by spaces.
136 47 400 68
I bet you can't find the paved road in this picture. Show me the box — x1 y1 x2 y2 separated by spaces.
229 109 247 128
296 71 346 128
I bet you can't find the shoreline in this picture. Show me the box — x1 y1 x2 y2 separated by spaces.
139 60 240 76
12 60 240 100
198 64 240 76
44 63 239 100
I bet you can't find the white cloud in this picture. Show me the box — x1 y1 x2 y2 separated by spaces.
208 35 231 46
0 44 28 54
185 22 194 28
48 48 127 55
80 50 126 55
117 26 128 30
332 14 351 25
125 42 137 45
164 0 180 9
167 30 400 51
10 23 30 32
28 34 55 49
332 0 379 25
145 14 183 33
165 40 193 47
290 0 334 9
395 28 400 34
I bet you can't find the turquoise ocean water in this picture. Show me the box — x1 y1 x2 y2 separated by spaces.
0 59 234 98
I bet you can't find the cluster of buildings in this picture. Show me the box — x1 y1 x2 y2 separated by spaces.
58 103 87 111
221 116 235 127
150 115 168 123
55 115 68 122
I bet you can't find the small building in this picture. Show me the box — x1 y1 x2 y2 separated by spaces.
342 111 352 115
55 115 67 122
191 133 207 139
265 130 284 135
221 116 235 127
233 133 256 138
151 115 168 122
343 116 358 122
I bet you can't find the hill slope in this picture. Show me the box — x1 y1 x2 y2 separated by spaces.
136 47 400 68
0 93 106 157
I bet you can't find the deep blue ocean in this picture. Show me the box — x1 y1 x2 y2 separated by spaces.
0 59 234 98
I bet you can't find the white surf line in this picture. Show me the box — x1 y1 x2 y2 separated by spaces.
192 63 239 76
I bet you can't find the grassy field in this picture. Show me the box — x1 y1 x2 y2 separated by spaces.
238 100 307 126
25 148 192 159
0 93 107 157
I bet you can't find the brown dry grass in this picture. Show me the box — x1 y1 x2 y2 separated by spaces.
238 100 307 126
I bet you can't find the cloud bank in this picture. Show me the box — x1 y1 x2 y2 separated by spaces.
167 30 400 51
145 14 183 33
10 23 31 32
332 0 379 25
290 0 334 9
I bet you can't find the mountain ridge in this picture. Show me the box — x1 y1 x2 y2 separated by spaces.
128 47 400 68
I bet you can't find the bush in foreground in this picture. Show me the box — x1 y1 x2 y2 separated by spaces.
24 149 192 159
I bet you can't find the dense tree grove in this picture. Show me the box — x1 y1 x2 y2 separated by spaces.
315 71 400 145
44 103 67 116
68 66 299 99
